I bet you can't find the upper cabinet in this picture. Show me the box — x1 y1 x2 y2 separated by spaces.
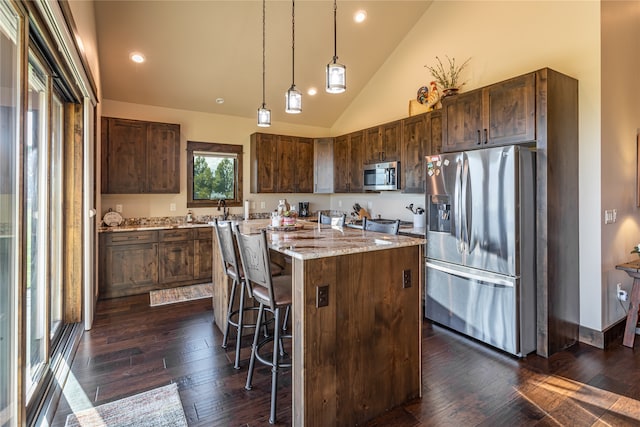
401 111 442 193
333 131 364 193
314 138 334 194
442 73 535 152
101 117 180 194
364 120 401 164
251 132 314 193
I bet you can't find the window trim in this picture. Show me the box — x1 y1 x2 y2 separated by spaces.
187 141 243 208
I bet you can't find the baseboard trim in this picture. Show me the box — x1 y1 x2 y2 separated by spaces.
579 318 626 349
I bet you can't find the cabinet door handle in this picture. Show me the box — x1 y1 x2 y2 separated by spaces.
476 130 481 145
483 129 488 144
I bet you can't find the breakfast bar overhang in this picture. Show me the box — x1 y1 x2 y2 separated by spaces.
211 220 424 426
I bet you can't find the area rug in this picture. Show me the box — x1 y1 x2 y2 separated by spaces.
149 282 213 307
65 383 187 427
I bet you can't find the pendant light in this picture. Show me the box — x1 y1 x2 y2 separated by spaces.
257 0 271 127
285 0 302 114
326 0 346 93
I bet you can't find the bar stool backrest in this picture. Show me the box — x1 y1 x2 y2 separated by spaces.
213 219 242 278
318 212 346 227
362 217 400 235
233 226 276 310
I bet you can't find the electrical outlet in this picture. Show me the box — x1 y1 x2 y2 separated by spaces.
316 285 329 308
403 269 412 288
251 201 256 210
338 200 342 208
260 201 266 209
170 203 176 212
115 204 123 213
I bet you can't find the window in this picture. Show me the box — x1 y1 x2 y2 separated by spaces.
0 2 21 424
187 141 243 208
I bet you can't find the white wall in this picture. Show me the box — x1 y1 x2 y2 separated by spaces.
332 1 604 331
600 1 640 329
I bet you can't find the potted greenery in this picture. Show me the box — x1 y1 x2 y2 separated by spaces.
424 55 471 97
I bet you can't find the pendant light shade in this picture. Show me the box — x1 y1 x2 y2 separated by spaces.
257 104 271 127
257 0 271 126
326 0 346 94
285 0 302 114
285 85 302 114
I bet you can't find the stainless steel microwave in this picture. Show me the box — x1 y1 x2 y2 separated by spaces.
363 161 400 191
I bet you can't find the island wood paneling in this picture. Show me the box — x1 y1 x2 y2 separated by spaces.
293 244 422 426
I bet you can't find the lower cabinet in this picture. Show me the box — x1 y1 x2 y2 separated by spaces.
99 227 213 299
194 228 213 280
158 229 194 284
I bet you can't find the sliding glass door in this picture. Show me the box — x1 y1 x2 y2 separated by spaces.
26 53 49 399
0 1 21 425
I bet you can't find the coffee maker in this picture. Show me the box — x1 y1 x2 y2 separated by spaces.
298 201 309 217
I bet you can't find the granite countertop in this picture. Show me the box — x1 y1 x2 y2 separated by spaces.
99 222 213 233
227 219 425 261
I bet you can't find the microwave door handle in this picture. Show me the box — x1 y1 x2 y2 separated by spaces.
385 169 390 185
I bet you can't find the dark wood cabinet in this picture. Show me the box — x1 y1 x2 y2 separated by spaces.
101 117 180 194
442 73 535 151
364 121 401 164
401 111 442 193
194 228 213 281
333 131 364 193
442 90 483 152
99 226 213 298
99 231 159 299
251 132 314 193
313 138 334 193
158 229 194 284
251 132 278 193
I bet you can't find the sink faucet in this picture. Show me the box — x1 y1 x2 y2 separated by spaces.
217 198 229 220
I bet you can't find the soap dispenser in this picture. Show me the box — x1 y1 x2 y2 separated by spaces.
186 210 193 223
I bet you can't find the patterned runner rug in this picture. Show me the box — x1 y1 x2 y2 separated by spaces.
149 282 213 307
65 383 187 427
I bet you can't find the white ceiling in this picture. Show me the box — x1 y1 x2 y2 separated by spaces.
94 0 432 128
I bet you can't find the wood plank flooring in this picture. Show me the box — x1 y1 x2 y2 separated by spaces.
51 295 640 426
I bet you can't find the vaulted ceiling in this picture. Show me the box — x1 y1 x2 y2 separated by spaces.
94 1 432 128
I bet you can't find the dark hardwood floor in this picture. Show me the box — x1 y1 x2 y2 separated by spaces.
51 294 640 426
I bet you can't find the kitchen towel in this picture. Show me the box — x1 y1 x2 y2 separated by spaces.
244 200 250 221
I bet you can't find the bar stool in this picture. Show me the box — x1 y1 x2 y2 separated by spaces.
318 211 346 227
233 225 292 425
213 219 282 369
362 217 400 235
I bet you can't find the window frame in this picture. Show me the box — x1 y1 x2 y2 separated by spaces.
186 141 243 208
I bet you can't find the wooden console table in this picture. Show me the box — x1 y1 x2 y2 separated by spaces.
615 260 640 348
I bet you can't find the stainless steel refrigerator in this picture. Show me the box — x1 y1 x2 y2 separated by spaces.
424 145 536 357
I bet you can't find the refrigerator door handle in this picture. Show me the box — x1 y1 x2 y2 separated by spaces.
426 260 515 288
462 157 473 250
461 157 470 251
454 159 463 252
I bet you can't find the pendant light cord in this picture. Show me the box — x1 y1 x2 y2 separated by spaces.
261 0 266 107
291 0 295 86
333 0 337 62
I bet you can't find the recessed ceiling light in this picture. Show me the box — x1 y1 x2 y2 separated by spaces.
130 52 145 63
215 98 225 104
354 10 367 23
308 88 317 96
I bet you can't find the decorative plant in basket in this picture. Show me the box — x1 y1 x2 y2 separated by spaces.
424 55 471 97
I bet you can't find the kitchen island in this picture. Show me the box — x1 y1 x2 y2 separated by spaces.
211 219 424 426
